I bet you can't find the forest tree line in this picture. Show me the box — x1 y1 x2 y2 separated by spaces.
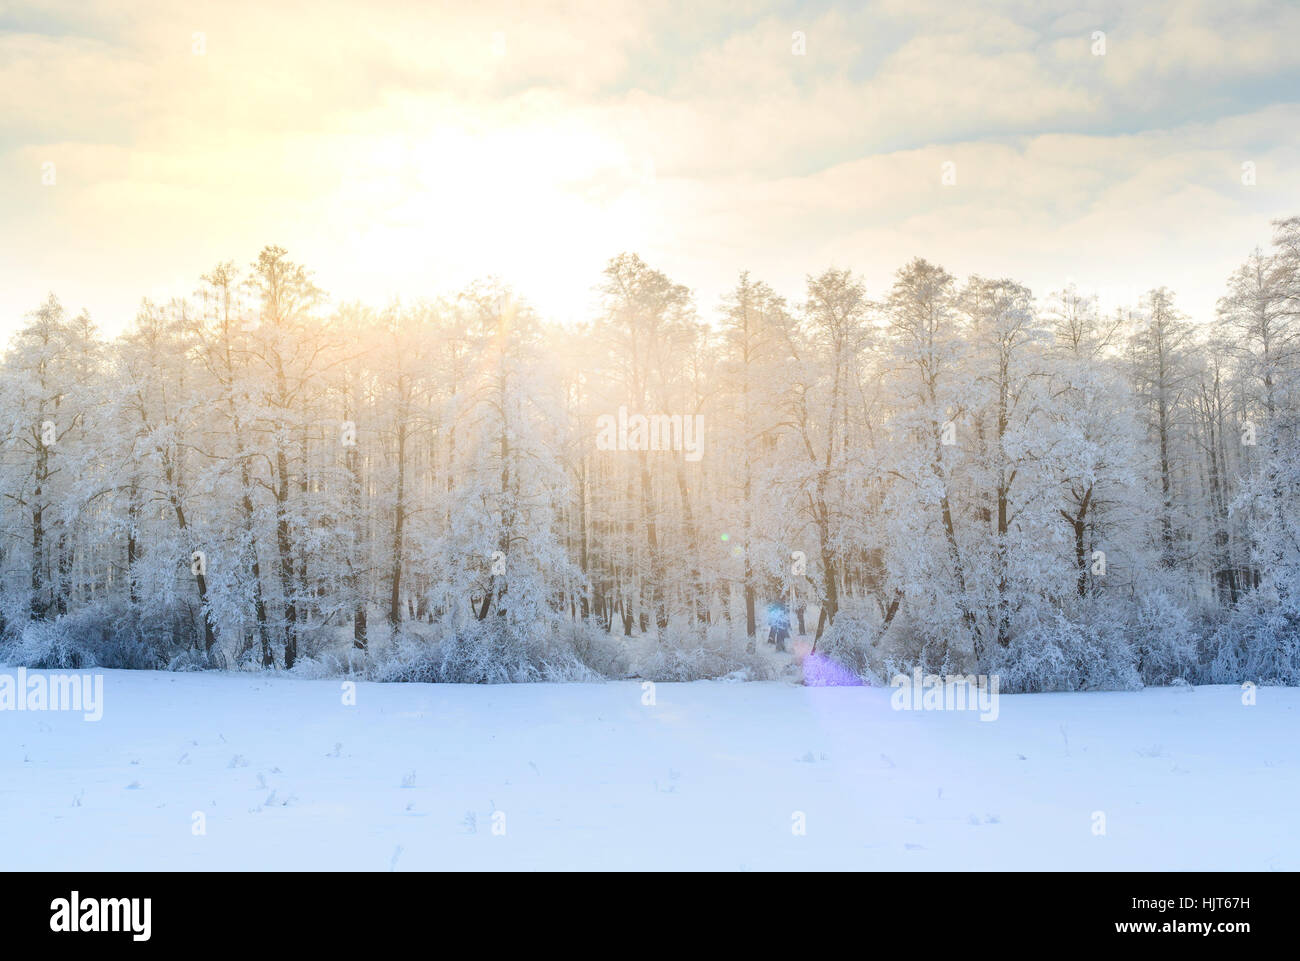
1 217 1297 687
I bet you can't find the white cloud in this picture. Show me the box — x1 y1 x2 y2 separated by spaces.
0 0 1296 333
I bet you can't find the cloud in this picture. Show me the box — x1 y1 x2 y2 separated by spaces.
0 0 1296 334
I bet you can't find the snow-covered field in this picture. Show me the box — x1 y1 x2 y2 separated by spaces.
2 669 1297 870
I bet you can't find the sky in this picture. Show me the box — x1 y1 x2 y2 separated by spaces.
1 0 1298 337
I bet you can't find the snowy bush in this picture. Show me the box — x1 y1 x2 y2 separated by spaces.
168 649 221 672
636 623 775 682
372 619 608 683
801 651 869 686
813 604 885 684
438 623 536 683
292 618 351 665
102 602 191 669
232 642 269 672
369 632 440 682
289 647 370 680
817 602 978 684
560 619 631 678
0 601 179 670
2 619 95 669
465 620 609 682
1130 590 1199 686
1209 588 1300 686
989 610 1140 693
378 617 771 685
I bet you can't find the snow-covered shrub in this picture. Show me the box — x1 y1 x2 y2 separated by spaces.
290 647 370 680
801 651 868 686
1130 590 1199 685
1209 588 1300 686
989 610 1140 693
2 618 94 669
86 624 169 671
636 622 774 681
97 600 194 669
371 628 448 682
438 622 538 683
168 649 220 672
441 626 513 683
233 642 269 672
560 619 630 678
292 617 348 665
373 619 607 683
0 601 180 670
812 603 885 684
816 601 973 684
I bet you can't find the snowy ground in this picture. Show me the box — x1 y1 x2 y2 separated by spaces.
2 668 1297 870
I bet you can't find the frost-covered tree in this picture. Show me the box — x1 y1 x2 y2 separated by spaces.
0 220 1297 690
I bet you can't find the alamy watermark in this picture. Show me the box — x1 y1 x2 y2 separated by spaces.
0 668 104 721
595 406 704 461
890 668 1000 721
50 892 150 941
